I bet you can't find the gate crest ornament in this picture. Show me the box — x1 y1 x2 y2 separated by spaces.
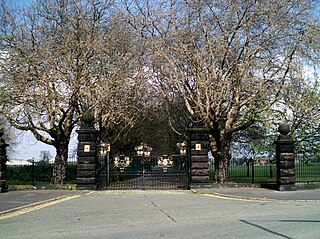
114 155 131 172
158 155 173 168
135 143 153 157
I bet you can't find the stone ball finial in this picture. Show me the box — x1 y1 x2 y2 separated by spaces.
82 111 95 124
278 123 290 135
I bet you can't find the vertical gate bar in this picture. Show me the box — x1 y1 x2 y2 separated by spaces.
252 160 255 183
31 159 35 186
143 160 145 190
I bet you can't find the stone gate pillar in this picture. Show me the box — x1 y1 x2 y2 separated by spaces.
76 112 98 190
188 125 210 187
276 123 296 191
0 129 8 193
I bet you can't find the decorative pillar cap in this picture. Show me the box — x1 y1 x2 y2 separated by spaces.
77 111 96 134
82 111 95 125
277 123 294 143
278 123 290 135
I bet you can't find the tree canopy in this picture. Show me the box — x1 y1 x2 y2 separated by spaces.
125 0 320 182
0 0 148 184
0 0 319 184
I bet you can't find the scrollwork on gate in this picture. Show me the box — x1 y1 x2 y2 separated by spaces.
157 155 173 169
114 155 131 173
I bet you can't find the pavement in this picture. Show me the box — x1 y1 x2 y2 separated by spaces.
191 187 320 202
0 187 320 215
0 190 88 215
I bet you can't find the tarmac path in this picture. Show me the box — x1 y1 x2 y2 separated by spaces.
0 190 320 239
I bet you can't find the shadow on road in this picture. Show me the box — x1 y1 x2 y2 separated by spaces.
239 219 294 239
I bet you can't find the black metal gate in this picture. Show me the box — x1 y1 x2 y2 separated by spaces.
105 154 189 190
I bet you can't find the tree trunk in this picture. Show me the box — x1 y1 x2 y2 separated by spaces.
214 153 229 183
210 134 231 183
52 145 68 185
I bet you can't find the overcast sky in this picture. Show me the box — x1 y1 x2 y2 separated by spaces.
10 131 56 160
9 129 79 161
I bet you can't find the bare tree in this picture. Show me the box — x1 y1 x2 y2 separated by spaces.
126 0 319 182
0 0 140 185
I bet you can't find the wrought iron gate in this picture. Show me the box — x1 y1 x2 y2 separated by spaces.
105 154 189 190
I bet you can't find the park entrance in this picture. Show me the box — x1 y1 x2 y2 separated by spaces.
76 115 210 190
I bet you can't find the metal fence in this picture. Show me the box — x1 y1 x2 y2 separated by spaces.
6 158 77 186
7 157 320 186
105 155 189 190
209 161 277 184
296 162 320 182
209 161 320 184
210 160 320 184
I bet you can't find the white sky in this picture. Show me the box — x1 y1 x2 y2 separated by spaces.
8 130 78 161
8 130 55 160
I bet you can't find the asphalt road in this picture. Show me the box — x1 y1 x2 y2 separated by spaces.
0 190 86 212
1 190 319 239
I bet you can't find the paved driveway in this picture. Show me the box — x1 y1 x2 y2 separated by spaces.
1 190 320 239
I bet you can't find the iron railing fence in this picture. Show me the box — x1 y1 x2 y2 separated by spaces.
6 158 77 185
106 170 189 190
7 156 319 186
105 154 189 190
209 161 277 184
296 162 320 182
210 159 320 184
